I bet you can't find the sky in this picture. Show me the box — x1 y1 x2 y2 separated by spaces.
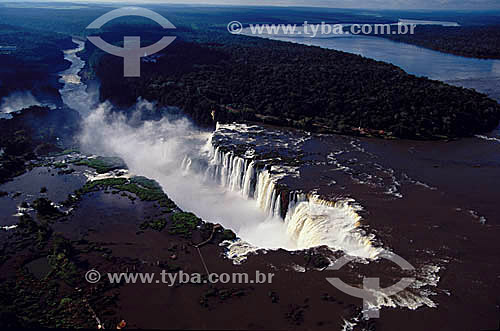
1 0 500 10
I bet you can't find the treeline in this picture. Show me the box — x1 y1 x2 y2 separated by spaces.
0 24 75 103
89 29 500 140
380 25 500 59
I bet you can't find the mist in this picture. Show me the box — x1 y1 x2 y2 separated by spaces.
57 36 294 250
76 99 378 257
0 91 41 118
79 100 296 250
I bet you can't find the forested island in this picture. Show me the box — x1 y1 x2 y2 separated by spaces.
86 28 500 140
379 25 500 60
2 6 499 140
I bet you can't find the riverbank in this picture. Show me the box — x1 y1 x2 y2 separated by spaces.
88 30 500 140
246 29 500 104
193 121 500 330
0 151 388 330
1 20 498 330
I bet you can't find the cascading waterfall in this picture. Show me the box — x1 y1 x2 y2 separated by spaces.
185 131 382 259
284 194 380 258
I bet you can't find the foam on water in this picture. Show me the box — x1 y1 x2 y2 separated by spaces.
475 134 500 143
183 123 382 260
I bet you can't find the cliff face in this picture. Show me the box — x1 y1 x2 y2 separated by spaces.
182 123 382 259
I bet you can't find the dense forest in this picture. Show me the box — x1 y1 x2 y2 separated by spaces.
1 4 500 141
379 25 500 59
0 24 75 104
88 27 500 140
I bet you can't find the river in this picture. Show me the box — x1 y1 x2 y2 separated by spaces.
55 35 500 268
58 40 304 255
243 29 500 105
0 29 496 329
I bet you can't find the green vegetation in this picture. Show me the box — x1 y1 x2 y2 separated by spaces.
112 183 164 201
140 218 168 231
17 214 52 243
0 23 74 103
159 198 177 211
74 156 126 174
59 298 72 307
169 212 201 238
221 229 237 241
74 176 177 212
93 31 500 140
78 178 128 194
32 198 64 220
131 176 163 191
47 235 79 283
379 25 500 59
0 275 89 328
0 220 118 328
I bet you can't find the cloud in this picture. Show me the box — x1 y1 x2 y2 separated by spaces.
3 0 500 10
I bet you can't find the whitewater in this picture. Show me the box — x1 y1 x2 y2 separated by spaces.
61 39 381 261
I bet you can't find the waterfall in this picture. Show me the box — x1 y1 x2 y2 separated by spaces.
242 160 256 198
184 133 382 259
284 194 381 258
181 155 192 174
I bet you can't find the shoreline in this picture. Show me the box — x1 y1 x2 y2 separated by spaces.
1 31 498 330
